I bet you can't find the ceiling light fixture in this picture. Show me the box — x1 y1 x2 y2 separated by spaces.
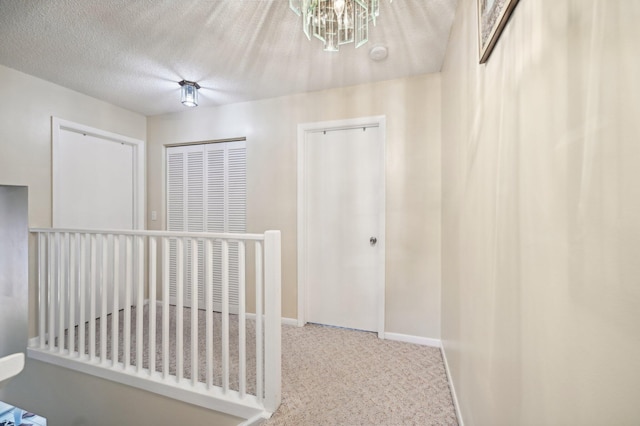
289 0 392 52
179 80 200 107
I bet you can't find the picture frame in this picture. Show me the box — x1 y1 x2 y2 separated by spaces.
478 0 520 63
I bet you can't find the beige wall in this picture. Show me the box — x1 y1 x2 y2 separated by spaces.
147 74 442 338
0 64 147 338
441 0 640 424
0 65 240 426
0 65 146 228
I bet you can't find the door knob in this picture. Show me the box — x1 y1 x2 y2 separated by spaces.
370 237 377 246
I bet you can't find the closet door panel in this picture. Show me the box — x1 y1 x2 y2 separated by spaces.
167 141 246 313
206 145 226 311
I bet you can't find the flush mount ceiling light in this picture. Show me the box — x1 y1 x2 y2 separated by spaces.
289 0 392 52
178 80 200 107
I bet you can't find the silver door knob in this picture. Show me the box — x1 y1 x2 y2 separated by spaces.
370 237 377 246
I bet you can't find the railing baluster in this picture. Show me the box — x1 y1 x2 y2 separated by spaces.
255 241 263 402
89 235 97 361
191 239 198 386
205 239 213 389
238 241 246 398
79 234 86 358
89 234 97 361
48 233 56 352
56 234 64 352
69 233 77 355
162 237 170 379
100 235 109 363
149 236 157 376
136 235 144 373
53 232 58 351
124 236 132 369
176 237 184 382
112 235 120 366
60 234 67 353
58 233 65 353
221 238 229 394
38 233 46 349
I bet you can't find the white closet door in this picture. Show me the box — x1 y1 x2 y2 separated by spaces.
224 142 246 309
55 128 134 229
205 142 246 311
167 145 205 306
206 144 226 310
166 148 185 301
166 142 246 312
185 147 205 306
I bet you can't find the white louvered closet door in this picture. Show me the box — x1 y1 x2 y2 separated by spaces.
167 148 185 302
166 141 246 312
206 141 246 311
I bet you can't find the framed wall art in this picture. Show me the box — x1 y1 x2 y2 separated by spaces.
478 0 520 63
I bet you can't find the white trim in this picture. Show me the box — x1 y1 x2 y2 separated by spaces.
152 304 297 326
280 317 298 327
51 117 145 230
384 332 442 348
245 313 297 327
237 412 271 426
441 345 464 426
297 116 386 337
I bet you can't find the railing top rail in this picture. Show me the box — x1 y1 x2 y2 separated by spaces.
30 227 267 241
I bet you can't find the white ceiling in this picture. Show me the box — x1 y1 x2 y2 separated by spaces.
0 0 458 117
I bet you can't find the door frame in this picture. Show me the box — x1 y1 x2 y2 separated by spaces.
52 117 145 229
297 116 386 338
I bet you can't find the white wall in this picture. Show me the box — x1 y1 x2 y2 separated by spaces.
147 74 442 339
0 64 240 426
441 0 640 424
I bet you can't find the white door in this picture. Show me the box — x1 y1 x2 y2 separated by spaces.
304 125 384 332
52 119 144 331
54 128 134 230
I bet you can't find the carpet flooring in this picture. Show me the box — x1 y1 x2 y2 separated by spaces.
62 306 458 425
264 323 458 426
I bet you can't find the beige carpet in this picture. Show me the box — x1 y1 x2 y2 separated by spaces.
62 306 458 425
265 323 458 426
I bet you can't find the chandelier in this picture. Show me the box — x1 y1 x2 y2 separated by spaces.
289 0 392 52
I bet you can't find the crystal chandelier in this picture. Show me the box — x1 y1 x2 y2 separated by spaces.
289 0 392 52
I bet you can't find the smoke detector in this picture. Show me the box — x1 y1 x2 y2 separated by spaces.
369 45 389 61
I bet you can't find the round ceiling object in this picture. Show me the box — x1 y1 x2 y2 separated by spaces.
369 45 389 61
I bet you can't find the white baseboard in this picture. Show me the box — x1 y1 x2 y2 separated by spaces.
280 317 298 326
237 411 270 426
245 313 298 326
153 302 297 326
384 332 442 348
441 345 464 426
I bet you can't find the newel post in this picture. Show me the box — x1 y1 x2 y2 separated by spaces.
263 230 282 413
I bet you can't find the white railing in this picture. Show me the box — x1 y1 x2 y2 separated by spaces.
28 228 281 420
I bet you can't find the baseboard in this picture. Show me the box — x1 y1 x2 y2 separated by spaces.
384 332 442 348
245 313 298 326
153 302 296 326
237 411 270 426
280 317 298 326
441 344 464 426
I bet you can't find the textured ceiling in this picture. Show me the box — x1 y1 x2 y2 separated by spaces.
0 0 458 116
